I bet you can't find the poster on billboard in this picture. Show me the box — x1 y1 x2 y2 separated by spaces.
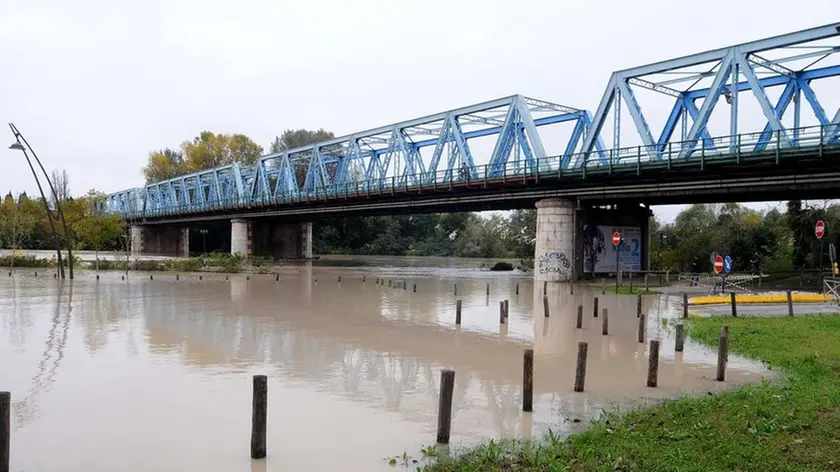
582 225 642 273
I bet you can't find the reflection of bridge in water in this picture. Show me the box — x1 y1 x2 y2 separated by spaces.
95 268 768 439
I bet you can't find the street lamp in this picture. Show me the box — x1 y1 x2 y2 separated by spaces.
8 141 65 278
8 123 75 279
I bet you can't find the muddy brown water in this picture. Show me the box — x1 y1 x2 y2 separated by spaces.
0 256 771 471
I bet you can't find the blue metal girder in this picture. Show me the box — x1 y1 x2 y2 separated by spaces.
580 23 840 161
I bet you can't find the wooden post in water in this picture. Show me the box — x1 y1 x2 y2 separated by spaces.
388 279 392 287
515 283 519 295
543 296 550 318
362 275 366 283
682 293 689 318
522 349 534 412
275 273 280 282
647 340 660 387
570 281 574 295
176 274 179 280
247 276 250 281
601 278 605 295
576 305 583 329
721 325 730 362
638 314 646 343
455 300 462 325
200 275 203 281
716 335 729 382
487 283 491 295
504 299 509 319
1 391 9 472
730 292 737 317
436 369 455 444
637 294 642 318
601 308 609 335
454 283 457 295
675 324 685 352
413 283 417 293
150 275 153 280
499 301 506 324
543 281 547 293
250 375 267 459
593 297 599 318
787 290 794 317
574 342 588 392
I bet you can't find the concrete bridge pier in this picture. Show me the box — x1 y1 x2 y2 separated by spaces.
230 218 313 260
129 225 189 257
534 198 576 282
534 199 652 282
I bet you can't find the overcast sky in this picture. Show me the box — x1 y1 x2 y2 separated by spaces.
0 0 835 222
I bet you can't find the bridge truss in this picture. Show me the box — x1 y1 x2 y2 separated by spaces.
106 95 603 215
107 23 840 218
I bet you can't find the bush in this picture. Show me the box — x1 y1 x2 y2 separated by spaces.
0 255 54 268
490 261 514 271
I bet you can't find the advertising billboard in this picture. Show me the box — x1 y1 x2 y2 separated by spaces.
582 225 642 273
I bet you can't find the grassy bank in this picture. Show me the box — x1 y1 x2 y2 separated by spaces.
3 253 273 273
425 315 840 471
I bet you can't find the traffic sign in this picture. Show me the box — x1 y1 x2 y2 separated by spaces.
723 255 732 274
612 232 621 247
714 255 724 274
816 220 826 239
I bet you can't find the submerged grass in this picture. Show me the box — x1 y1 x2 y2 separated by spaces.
595 285 660 296
425 315 840 471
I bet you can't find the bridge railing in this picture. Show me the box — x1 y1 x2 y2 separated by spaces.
116 123 839 219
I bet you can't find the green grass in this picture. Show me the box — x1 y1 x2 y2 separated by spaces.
424 315 840 471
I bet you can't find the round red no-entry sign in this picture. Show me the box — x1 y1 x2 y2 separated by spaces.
816 220 826 239
612 231 621 247
714 255 724 274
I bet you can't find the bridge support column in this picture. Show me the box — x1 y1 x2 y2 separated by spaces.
129 225 189 257
535 198 576 282
130 225 145 258
180 228 190 257
300 222 312 259
231 219 251 256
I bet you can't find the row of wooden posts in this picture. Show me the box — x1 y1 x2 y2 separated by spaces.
0 323 734 466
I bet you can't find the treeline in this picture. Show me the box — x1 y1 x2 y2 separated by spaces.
313 210 536 259
652 201 839 273
0 188 125 255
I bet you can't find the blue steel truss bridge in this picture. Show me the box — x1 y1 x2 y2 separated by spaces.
105 23 840 279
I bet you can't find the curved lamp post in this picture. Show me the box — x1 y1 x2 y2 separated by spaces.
8 123 75 279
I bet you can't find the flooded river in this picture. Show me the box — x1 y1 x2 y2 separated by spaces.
0 256 770 471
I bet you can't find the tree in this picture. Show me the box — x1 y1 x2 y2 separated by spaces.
504 209 536 259
73 190 125 271
0 194 38 269
181 131 264 172
142 148 185 184
270 129 335 152
50 169 70 205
